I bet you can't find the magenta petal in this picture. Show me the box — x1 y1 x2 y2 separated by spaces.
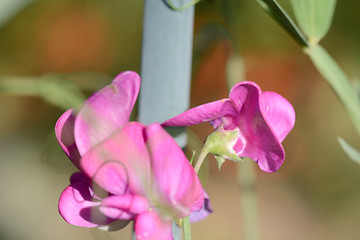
55 109 81 169
229 82 285 172
58 173 113 227
260 91 295 142
80 122 151 196
161 99 236 128
99 194 149 219
145 123 204 217
135 211 173 240
75 71 141 156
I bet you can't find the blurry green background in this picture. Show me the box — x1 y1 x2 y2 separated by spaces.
1 0 360 239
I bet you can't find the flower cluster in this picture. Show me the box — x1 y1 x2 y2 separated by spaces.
56 71 295 239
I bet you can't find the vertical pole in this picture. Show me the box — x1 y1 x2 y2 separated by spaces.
138 0 195 239
139 0 194 148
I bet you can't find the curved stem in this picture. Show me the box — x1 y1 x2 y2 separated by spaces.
194 147 209 174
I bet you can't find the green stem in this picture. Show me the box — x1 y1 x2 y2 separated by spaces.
165 0 202 11
194 146 209 174
238 159 260 240
182 216 192 240
304 45 360 136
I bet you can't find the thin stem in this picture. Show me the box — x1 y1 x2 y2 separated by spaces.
194 147 209 174
238 159 260 240
182 216 192 240
165 0 202 11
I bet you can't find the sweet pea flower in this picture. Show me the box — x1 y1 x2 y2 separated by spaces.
55 71 210 239
59 122 204 239
162 81 295 173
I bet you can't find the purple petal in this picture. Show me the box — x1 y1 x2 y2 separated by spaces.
145 123 204 217
99 194 149 220
75 71 141 156
135 211 173 240
229 82 285 172
58 173 114 227
190 190 212 222
80 122 151 196
55 109 81 169
260 91 295 142
161 99 236 128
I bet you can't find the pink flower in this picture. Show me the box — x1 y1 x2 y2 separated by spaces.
162 81 295 173
55 71 210 239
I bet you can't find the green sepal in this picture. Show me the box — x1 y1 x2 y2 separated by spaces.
215 155 226 170
204 126 241 166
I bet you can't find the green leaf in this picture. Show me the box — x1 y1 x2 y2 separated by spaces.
305 45 360 136
338 137 360 165
165 0 202 11
0 0 36 28
255 0 309 47
58 72 112 91
0 76 86 110
290 0 336 45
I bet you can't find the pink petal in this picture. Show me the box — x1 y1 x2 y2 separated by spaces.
55 109 81 169
161 99 236 128
75 71 140 156
260 91 295 142
58 173 115 227
80 122 151 196
99 194 149 220
229 82 285 173
145 123 204 217
135 211 173 240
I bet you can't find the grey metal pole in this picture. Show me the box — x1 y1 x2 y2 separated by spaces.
138 0 194 148
137 0 195 239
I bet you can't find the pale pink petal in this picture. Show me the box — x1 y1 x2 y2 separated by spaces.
80 122 151 196
55 109 81 168
161 99 236 128
99 194 149 220
135 211 173 240
58 173 114 227
260 91 295 142
145 123 204 217
75 71 141 156
189 190 212 222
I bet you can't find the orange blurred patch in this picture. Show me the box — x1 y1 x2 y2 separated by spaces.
36 5 115 72
192 40 229 106
244 53 296 101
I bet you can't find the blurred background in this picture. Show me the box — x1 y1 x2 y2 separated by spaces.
1 0 360 239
